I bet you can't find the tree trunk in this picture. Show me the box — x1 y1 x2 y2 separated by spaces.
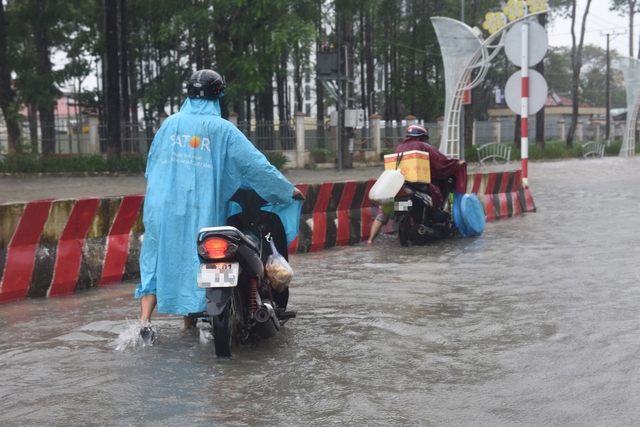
0 1 21 153
35 0 56 156
409 0 417 116
119 0 132 152
315 1 325 148
120 0 130 124
128 13 139 138
359 11 365 112
293 45 303 114
463 0 482 154
104 0 121 157
28 104 39 148
464 105 473 156
365 9 375 116
566 0 593 149
276 55 286 124
630 0 636 57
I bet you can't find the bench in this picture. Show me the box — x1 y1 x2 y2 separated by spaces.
581 141 605 159
477 143 512 166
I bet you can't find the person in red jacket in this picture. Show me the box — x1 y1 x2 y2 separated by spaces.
394 125 467 193
368 124 466 244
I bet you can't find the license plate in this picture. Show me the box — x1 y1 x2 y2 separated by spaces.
197 262 239 288
395 199 412 211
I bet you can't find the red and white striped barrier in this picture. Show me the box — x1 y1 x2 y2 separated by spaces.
0 195 144 303
293 180 376 253
467 170 536 222
0 170 535 303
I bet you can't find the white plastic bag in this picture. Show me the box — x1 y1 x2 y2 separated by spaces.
368 169 405 205
264 238 293 292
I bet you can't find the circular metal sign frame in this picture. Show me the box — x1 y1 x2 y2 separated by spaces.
504 20 548 67
505 69 548 116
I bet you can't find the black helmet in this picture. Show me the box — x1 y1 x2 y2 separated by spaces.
406 124 429 141
187 69 226 100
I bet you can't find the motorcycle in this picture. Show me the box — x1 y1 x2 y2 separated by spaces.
188 189 302 357
394 177 459 246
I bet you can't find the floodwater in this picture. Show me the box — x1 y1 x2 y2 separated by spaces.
1 158 640 426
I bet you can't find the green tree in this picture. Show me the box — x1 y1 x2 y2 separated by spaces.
6 0 84 155
0 1 21 153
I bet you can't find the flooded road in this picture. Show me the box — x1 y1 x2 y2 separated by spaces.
1 158 640 426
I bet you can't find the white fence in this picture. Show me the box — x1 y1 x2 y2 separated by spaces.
0 114 632 167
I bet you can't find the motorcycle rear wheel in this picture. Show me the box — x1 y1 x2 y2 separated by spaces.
211 287 245 358
397 214 411 247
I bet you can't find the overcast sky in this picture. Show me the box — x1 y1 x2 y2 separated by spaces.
547 0 638 56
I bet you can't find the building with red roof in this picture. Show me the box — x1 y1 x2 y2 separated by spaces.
488 92 605 121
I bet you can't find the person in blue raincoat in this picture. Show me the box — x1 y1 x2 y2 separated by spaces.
135 70 303 332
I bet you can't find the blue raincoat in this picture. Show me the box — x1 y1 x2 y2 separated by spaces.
135 98 297 316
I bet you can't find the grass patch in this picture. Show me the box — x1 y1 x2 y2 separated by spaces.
1 140 637 174
310 148 337 163
0 153 147 174
477 140 639 162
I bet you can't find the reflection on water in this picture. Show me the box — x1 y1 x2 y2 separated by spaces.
1 158 640 426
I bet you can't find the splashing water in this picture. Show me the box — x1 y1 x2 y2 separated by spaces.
115 321 159 352
199 326 213 344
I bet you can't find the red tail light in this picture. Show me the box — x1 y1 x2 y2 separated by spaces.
198 237 238 260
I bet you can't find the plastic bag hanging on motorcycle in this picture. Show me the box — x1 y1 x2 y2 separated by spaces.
264 233 294 292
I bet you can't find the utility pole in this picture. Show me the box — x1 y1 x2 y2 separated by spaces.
337 15 342 172
601 30 625 145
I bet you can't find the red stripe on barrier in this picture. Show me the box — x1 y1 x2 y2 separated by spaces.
498 172 510 195
512 192 522 217
99 195 144 286
48 198 101 297
310 183 334 252
0 200 53 303
471 173 483 195
485 172 497 195
361 179 376 242
497 193 509 220
514 169 523 190
336 181 357 247
288 184 309 255
522 76 529 97
523 187 536 212
484 194 495 222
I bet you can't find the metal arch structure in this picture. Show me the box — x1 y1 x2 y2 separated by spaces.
431 11 547 158
617 57 640 158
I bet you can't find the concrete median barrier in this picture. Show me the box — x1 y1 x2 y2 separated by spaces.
0 195 144 303
467 170 536 222
0 169 535 303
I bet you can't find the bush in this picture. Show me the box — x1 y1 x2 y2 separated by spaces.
310 147 336 163
264 151 289 171
524 141 580 159
0 153 146 174
464 145 477 162
488 140 633 162
380 147 394 161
